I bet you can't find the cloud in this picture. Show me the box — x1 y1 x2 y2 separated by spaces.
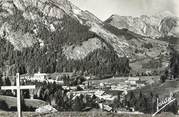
70 0 177 20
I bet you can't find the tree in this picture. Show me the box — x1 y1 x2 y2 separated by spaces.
146 92 155 113
72 96 82 111
0 73 3 86
170 100 178 114
112 98 120 110
21 95 27 111
5 77 11 86
160 75 167 83
22 89 30 99
4 77 13 96
129 91 137 108
136 91 148 113
0 100 8 110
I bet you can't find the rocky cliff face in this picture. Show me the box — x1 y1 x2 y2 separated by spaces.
159 17 178 37
105 13 178 38
105 15 160 37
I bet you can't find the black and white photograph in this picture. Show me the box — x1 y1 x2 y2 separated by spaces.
0 0 179 117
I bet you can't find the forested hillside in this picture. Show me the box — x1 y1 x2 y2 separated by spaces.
0 7 130 76
1 0 175 77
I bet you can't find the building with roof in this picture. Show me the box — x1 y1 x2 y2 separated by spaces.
126 77 140 85
31 72 49 81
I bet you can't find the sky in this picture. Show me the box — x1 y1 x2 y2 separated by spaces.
70 0 179 21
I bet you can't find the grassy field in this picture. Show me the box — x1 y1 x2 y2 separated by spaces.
0 111 178 117
0 95 47 109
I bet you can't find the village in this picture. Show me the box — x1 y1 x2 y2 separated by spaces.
0 71 160 114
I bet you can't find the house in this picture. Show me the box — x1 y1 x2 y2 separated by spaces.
58 72 73 78
31 72 49 81
20 74 32 80
99 83 105 89
126 77 140 85
99 103 113 112
83 81 93 89
84 75 96 80
94 90 117 101
111 84 126 91
145 70 152 75
62 86 77 91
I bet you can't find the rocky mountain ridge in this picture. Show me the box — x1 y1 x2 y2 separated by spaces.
0 0 131 76
105 13 178 38
0 0 175 75
0 0 129 57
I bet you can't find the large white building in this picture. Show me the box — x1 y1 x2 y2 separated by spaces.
31 72 49 81
125 77 140 85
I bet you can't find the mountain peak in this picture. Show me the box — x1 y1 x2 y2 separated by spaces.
105 14 168 37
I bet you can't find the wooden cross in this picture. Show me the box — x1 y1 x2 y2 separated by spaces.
1 73 35 117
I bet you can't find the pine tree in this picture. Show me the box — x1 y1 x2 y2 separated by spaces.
4 77 12 96
129 91 137 108
0 74 3 86
21 95 26 111
136 91 147 113
72 96 82 111
5 77 11 86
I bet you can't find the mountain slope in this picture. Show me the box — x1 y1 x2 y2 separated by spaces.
0 0 129 56
103 23 170 74
0 0 173 76
0 0 130 76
